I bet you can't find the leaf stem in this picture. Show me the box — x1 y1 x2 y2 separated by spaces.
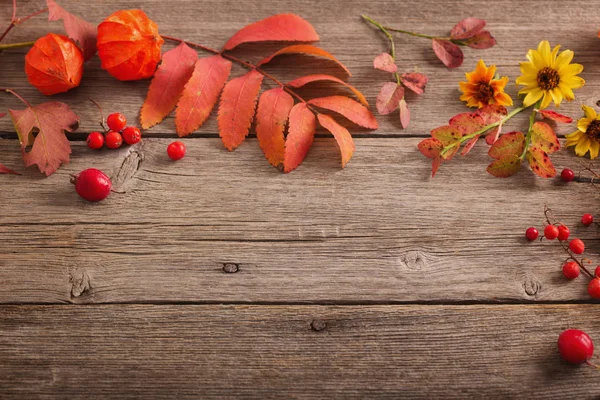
362 15 449 42
361 15 401 84
0 40 35 50
0 5 48 44
519 103 539 160
1 88 31 107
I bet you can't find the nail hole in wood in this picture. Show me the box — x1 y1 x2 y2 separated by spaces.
222 263 239 273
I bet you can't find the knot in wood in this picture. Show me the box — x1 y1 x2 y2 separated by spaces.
222 263 239 273
398 250 428 271
112 148 143 192
69 269 91 298
522 274 541 296
311 319 327 332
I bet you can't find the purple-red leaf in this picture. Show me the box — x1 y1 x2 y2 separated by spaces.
488 131 525 159
47 0 97 61
461 134 480 156
399 98 410 129
465 31 496 49
538 110 573 124
308 96 378 129
258 44 351 76
432 39 463 68
284 103 316 173
317 114 355 168
531 121 560 154
400 72 428 94
376 82 404 115
0 162 20 175
527 146 556 178
255 88 295 168
373 53 397 73
449 112 485 136
487 155 521 178
450 18 486 40
431 125 462 146
287 74 368 107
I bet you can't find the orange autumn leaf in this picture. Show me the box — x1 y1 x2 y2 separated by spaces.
255 88 294 168
47 0 97 61
140 42 198 129
308 96 378 129
287 74 368 107
0 162 20 175
258 44 351 76
317 114 355 168
284 103 316 173
527 146 556 178
223 14 319 51
217 70 264 151
175 55 232 137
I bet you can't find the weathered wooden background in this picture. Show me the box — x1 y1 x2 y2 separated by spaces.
1 0 600 398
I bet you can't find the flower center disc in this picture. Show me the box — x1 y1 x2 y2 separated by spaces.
537 67 560 91
586 120 600 139
476 82 494 103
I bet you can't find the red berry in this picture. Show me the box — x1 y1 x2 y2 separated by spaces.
557 225 570 241
569 238 585 254
122 126 142 145
167 141 186 160
544 225 559 240
107 112 126 132
595 266 600 278
589 278 600 299
71 168 112 202
105 131 123 149
558 329 594 364
582 213 594 226
525 227 539 241
86 131 104 149
560 168 575 182
562 261 580 280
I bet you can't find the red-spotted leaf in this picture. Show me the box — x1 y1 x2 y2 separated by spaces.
47 0 97 61
317 114 355 168
222 14 319 51
401 73 428 95
465 31 496 49
432 39 463 68
258 45 350 76
476 104 507 125
373 53 397 73
538 110 573 124
175 55 232 137
531 121 560 154
449 112 485 136
450 18 486 40
376 82 404 115
527 146 556 178
255 88 294 168
217 70 264 151
488 131 525 159
9 101 78 176
487 155 521 178
399 98 410 129
284 103 316 173
461 134 480 156
418 138 443 159
141 42 198 129
308 96 378 129
431 125 462 146
287 74 368 107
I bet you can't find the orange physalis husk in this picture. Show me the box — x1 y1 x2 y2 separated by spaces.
25 33 83 96
97 9 164 81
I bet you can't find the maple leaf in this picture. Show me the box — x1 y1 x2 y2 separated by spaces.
284 103 316 173
9 102 78 176
530 121 560 154
373 53 397 73
538 110 573 124
401 73 428 95
47 0 97 61
527 146 556 178
175 55 232 137
317 114 355 168
432 39 463 69
450 18 486 40
255 88 294 168
287 74 368 107
399 98 410 129
222 14 319 51
141 43 198 130
258 45 350 76
308 96 378 129
376 82 404 115
217 70 264 151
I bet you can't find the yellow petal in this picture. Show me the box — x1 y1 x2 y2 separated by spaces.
560 76 585 89
550 45 561 63
554 49 574 70
575 136 591 156
494 92 513 106
590 140 600 159
559 63 584 76
540 91 553 109
577 117 592 132
565 130 584 146
523 88 544 107
550 88 563 106
519 61 538 77
557 84 575 101
582 105 597 120
537 41 552 65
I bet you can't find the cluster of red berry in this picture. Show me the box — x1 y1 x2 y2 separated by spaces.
86 112 142 150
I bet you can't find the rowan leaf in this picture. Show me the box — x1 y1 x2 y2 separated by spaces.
487 155 521 178
431 125 462 146
222 14 319 51
9 101 78 176
376 82 404 115
258 45 350 76
531 121 560 154
217 70 264 151
432 39 463 68
255 88 294 168
488 131 525 159
399 98 410 129
0 163 20 175
449 112 485 136
400 72 428 95
450 18 486 40
461 134 480 156
175 55 232 137
308 96 378 129
287 74 368 107
465 31 496 49
317 114 355 168
373 53 397 73
141 42 198 129
284 103 316 173
47 0 97 61
527 146 556 178
538 109 573 124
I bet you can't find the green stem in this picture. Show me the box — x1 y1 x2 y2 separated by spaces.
361 15 450 41
361 15 401 84
0 41 35 50
519 100 542 160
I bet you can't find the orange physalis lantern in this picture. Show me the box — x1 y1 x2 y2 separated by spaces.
97 10 164 81
25 33 84 96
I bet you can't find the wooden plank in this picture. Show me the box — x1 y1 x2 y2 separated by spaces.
1 304 600 398
1 138 598 304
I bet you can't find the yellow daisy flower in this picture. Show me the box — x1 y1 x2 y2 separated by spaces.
516 40 584 109
565 105 600 159
459 59 513 108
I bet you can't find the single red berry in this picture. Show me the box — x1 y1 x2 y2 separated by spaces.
595 266 600 278
106 112 127 132
562 261 580 280
560 168 575 182
167 141 186 160
86 131 104 149
544 225 559 240
525 227 539 241
589 278 600 299
122 126 142 145
557 225 570 241
558 329 594 364
71 168 112 202
105 131 123 149
582 214 594 226
569 238 585 254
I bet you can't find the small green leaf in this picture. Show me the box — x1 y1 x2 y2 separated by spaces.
486 155 521 177
527 146 556 178
488 131 525 159
531 121 560 154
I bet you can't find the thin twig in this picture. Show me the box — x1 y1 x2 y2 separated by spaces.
1 88 31 107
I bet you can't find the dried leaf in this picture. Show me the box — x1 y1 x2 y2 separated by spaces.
0 163 20 175
401 73 428 95
399 98 410 129
175 55 232 137
450 18 486 40
485 127 501 145
531 121 560 154
287 74 368 107
527 146 556 178
376 83 404 115
431 125 462 146
373 53 397 73
461 134 480 156
255 88 294 168
141 42 198 129
441 143 460 160
308 96 378 129
258 45 350 76
418 138 444 159
217 70 264 151
223 14 319 51
284 103 316 173
47 0 97 61
465 31 496 49
488 131 525 159
487 155 521 178
449 112 485 136
431 156 442 177
317 114 355 168
476 104 507 125
538 110 573 124
432 39 464 68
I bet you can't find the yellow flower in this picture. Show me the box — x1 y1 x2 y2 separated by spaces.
516 40 584 109
565 105 600 159
459 59 513 108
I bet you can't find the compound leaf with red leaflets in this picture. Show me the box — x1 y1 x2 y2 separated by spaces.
527 146 556 178
47 0 97 61
376 82 404 115
287 74 368 107
284 103 316 173
450 18 486 40
308 96 378 129
401 72 428 94
255 88 294 168
432 39 463 68
317 113 355 168
258 44 350 76
373 53 397 73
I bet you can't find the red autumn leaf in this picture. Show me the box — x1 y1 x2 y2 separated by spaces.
308 96 378 129
449 112 485 136
431 156 442 177
284 103 316 173
538 110 573 124
465 31 496 49
418 138 443 158
399 98 410 129
401 73 428 95
222 14 319 51
0 113 5 119
488 131 525 159
217 70 264 151
255 88 294 168
475 104 507 144
485 127 501 145
527 146 556 178
286 74 368 107
450 18 486 40
0 163 20 175
9 102 78 176
442 143 460 160
140 42 198 130
461 134 480 156
47 0 97 61
432 39 464 69
487 155 521 178
431 125 462 146
175 55 232 137
373 53 397 73
531 121 560 154
376 82 404 115
258 45 350 76
317 114 355 168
